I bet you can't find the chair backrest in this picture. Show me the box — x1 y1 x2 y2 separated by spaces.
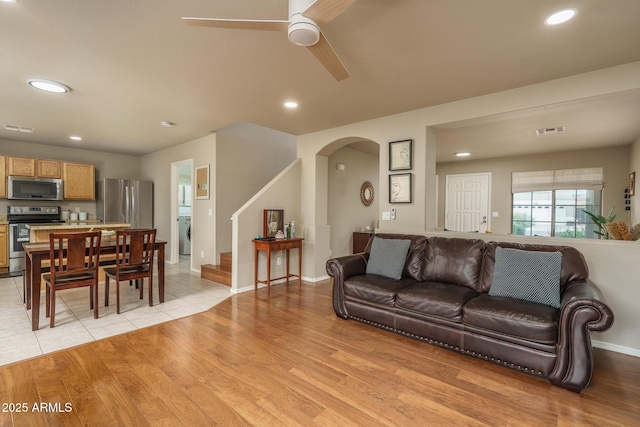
49 231 101 282
114 229 157 271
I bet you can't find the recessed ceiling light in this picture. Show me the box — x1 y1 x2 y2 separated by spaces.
70 136 82 141
284 101 298 109
455 152 471 157
27 78 70 93
545 9 577 26
1 0 18 4
161 121 176 127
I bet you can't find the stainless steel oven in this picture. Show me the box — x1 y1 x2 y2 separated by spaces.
7 206 62 273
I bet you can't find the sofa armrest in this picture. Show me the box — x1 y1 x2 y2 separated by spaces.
549 279 614 392
326 253 368 318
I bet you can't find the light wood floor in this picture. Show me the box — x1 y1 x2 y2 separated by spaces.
1 280 638 426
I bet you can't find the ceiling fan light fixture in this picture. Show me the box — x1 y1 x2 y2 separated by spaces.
288 15 320 46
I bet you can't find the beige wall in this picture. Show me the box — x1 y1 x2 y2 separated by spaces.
232 160 301 292
298 61 640 354
328 146 380 257
630 135 640 225
141 134 217 268
436 146 631 234
0 138 140 217
215 123 296 260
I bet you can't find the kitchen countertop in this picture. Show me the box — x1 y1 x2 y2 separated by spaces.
25 222 132 231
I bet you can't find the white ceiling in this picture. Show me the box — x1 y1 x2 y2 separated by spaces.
1 0 640 156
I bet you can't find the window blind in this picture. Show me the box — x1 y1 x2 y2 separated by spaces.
512 167 604 193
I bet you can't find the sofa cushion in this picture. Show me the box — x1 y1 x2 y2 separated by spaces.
365 234 427 281
396 282 479 321
366 236 411 280
489 247 562 308
478 241 589 293
344 275 413 308
422 237 485 291
463 294 558 344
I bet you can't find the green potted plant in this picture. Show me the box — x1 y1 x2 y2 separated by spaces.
582 205 616 239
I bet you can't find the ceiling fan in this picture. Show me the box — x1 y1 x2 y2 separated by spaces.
182 0 357 81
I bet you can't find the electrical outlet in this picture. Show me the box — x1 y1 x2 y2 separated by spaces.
277 257 282 266
200 251 204 258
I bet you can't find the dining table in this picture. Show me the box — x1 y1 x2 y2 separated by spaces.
23 239 166 331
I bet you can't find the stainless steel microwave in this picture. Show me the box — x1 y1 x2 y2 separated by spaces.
8 176 64 200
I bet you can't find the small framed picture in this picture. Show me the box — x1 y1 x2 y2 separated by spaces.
263 209 284 238
389 173 412 203
389 139 412 171
629 171 636 196
195 165 210 199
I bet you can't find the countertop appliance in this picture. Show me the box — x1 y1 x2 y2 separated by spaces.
8 206 62 273
97 178 153 229
179 216 191 255
8 176 63 201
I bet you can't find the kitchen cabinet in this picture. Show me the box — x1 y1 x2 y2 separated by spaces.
37 159 62 178
0 155 6 198
7 156 36 177
63 162 95 200
0 224 8 273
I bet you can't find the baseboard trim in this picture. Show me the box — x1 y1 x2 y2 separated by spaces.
593 340 640 358
302 274 329 283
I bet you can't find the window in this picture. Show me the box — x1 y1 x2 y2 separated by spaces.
511 168 604 239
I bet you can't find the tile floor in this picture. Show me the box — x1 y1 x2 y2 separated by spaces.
0 256 232 367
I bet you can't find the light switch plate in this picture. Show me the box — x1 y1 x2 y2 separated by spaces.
382 211 391 220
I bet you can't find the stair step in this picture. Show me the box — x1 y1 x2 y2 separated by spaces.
201 264 231 287
220 252 232 270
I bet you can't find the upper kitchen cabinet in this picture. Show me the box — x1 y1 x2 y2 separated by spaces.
0 156 5 198
7 156 36 176
6 157 61 178
37 159 62 178
62 162 95 200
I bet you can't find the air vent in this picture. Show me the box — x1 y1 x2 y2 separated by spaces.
4 124 35 133
536 126 565 136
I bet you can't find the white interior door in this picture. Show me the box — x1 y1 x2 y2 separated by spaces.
445 173 491 232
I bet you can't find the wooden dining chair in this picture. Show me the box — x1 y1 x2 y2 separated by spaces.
43 231 102 328
104 229 156 314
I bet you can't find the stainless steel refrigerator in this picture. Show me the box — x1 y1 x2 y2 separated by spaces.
97 179 153 228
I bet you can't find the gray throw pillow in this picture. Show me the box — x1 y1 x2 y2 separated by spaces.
489 247 563 308
366 236 411 280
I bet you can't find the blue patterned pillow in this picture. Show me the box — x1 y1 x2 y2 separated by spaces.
489 247 562 308
366 237 411 280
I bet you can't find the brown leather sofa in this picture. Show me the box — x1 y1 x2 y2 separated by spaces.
326 234 614 392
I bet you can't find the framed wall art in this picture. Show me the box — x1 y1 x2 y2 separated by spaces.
629 171 636 196
389 139 412 171
389 173 412 203
195 164 210 199
263 209 284 238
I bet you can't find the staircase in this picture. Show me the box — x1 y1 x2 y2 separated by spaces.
201 252 232 286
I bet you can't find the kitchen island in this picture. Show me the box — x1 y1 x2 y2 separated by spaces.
26 222 131 243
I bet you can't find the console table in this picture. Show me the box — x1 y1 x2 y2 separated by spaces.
252 238 303 292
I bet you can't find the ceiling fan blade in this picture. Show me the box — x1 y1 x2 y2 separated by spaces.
306 32 350 81
303 0 358 26
182 17 289 32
